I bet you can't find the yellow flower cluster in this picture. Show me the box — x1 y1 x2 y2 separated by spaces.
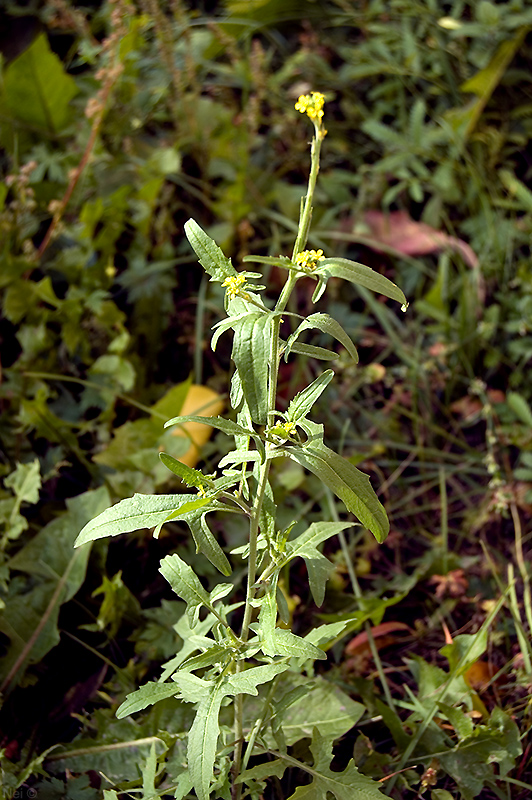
294 249 325 271
222 274 246 300
295 91 325 122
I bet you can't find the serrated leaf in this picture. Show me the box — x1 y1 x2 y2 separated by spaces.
159 452 211 489
184 219 237 282
159 553 211 627
232 313 273 424
286 313 358 363
284 421 389 544
314 257 407 307
164 414 263 455
286 371 335 423
116 681 180 718
287 729 384 800
227 662 290 695
211 312 256 351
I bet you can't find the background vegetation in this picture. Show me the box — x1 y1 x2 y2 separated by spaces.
1 0 532 797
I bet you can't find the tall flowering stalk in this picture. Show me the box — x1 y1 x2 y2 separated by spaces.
75 93 406 799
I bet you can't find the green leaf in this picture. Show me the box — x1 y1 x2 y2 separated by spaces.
507 391 532 426
4 459 41 505
211 312 256 351
314 258 407 307
283 421 389 543
259 582 326 659
281 521 350 606
75 493 203 546
0 33 78 134
286 370 335 423
184 219 237 283
116 682 180 718
287 729 384 800
232 313 273 424
285 340 338 361
439 630 488 676
164 414 264 458
159 553 211 627
0 488 110 688
227 662 290 695
286 313 359 363
141 742 158 799
159 452 212 490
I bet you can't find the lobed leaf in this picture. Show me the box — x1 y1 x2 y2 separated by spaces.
159 553 211 627
116 681 179 719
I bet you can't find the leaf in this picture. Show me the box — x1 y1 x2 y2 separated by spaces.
284 340 338 361
507 391 532 426
0 488 110 689
286 371 335 423
141 743 158 799
364 210 479 269
314 257 407 307
286 313 359 363
259 582 326 659
164 414 262 451
159 553 211 627
256 675 366 747
4 459 41 505
211 312 256 351
283 421 389 544
184 219 237 283
159 452 211 490
0 33 77 134
440 631 488 677
227 662 290 695
287 729 385 800
282 522 350 606
75 493 203 547
116 682 180 718
231 313 273 424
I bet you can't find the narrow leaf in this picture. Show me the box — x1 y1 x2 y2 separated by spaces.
184 219 237 282
287 313 359 363
315 257 407 307
232 313 273 424
159 452 210 489
287 370 334 423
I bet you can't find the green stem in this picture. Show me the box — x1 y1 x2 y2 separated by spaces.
233 115 324 799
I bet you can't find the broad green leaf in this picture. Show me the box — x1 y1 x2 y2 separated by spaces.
283 421 389 543
75 493 201 546
255 675 365 746
314 257 407 307
116 682 180 718
287 729 384 800
232 313 273 424
4 459 41 505
286 370 335 423
281 522 350 606
184 219 237 283
159 452 211 489
160 553 211 627
507 391 532 426
0 33 77 134
0 488 109 688
286 313 359 363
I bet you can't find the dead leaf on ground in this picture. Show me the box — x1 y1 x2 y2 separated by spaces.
363 210 479 268
428 569 469 599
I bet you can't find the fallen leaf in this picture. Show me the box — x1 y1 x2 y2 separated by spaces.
345 621 412 656
171 384 224 467
428 569 468 600
363 210 479 268
465 660 497 692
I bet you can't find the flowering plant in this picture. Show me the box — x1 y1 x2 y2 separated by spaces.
75 93 406 799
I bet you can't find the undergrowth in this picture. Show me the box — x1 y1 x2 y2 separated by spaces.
1 1 532 798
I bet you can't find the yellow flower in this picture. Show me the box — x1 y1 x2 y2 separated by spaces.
222 274 246 300
295 91 325 122
294 249 325 271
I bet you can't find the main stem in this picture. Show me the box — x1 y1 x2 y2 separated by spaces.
232 121 324 799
